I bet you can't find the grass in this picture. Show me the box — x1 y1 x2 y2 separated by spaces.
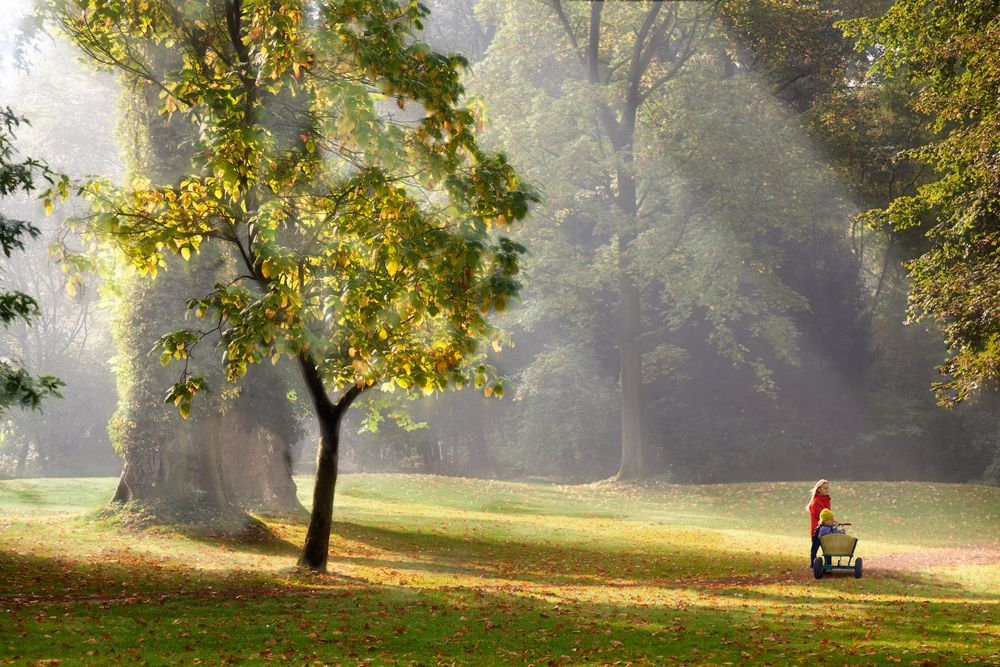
0 475 998 665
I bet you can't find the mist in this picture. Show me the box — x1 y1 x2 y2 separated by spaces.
1 0 998 491
1 2 998 664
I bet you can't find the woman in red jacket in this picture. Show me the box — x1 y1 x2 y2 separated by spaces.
806 479 831 567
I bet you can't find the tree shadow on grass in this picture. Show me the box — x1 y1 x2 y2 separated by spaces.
699 564 999 613
180 522 302 558
1 548 993 667
330 554 506 581
0 549 257 601
330 521 806 587
85 502 303 559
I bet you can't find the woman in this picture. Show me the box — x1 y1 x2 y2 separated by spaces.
806 479 831 567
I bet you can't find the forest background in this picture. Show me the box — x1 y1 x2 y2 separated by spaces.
2 0 998 488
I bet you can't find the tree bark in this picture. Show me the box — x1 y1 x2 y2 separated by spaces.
108 63 303 520
298 408 342 571
14 439 31 478
612 93 645 479
109 250 303 520
219 414 302 514
296 353 362 572
219 364 305 514
616 276 645 480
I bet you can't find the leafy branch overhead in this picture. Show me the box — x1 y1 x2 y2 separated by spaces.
43 0 536 414
0 106 66 414
840 1 1000 404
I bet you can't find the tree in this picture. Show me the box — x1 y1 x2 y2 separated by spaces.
841 1 1000 404
105 51 304 516
474 0 809 480
0 107 64 415
549 0 714 480
47 0 534 571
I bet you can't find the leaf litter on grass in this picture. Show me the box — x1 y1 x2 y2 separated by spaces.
0 475 997 665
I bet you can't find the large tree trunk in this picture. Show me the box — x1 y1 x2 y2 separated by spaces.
111 407 233 511
112 407 300 515
109 70 303 521
220 419 301 513
110 264 304 519
220 363 305 514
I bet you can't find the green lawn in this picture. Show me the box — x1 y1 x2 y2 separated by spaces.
1 475 997 665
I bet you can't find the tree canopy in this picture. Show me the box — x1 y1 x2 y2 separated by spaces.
841 1 1000 404
45 0 535 569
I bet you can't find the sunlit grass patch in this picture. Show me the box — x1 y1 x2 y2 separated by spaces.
0 474 997 665
0 478 116 516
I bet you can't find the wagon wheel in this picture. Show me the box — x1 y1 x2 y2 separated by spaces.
813 556 825 579
854 557 863 579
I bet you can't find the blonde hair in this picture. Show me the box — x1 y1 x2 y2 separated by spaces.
805 479 830 510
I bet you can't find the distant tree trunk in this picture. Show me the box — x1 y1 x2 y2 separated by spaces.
617 276 645 480
469 405 498 476
610 98 645 481
566 1 654 480
14 439 31 478
553 1 702 479
420 438 441 473
297 353 363 572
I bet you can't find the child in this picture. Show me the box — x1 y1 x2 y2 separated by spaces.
806 479 831 566
815 508 845 536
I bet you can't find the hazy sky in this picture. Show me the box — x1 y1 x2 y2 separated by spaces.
0 1 31 87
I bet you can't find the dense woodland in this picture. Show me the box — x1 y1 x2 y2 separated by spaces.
1 0 999 510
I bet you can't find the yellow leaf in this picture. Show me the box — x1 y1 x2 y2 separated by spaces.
379 328 388 340
491 340 502 353
181 247 191 261
483 386 493 398
386 258 401 277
